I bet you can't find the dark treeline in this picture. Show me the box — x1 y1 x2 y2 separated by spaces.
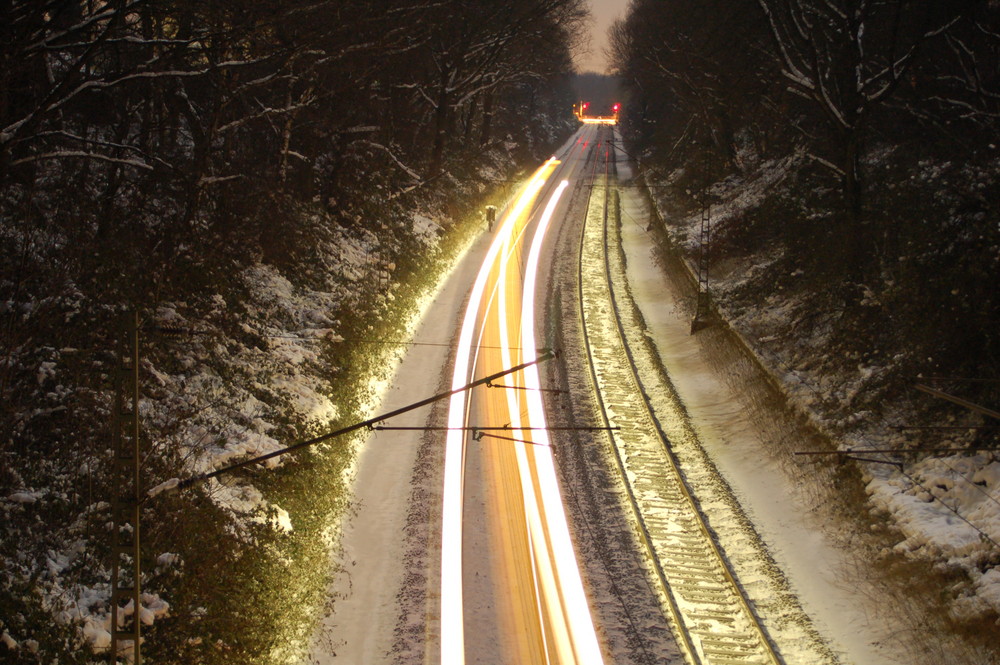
0 0 585 380
0 1 585 662
1 0 583 292
611 0 1000 395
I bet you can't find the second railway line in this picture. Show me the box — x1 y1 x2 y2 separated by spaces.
569 129 836 665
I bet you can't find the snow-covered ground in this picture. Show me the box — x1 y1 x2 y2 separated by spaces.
646 151 1000 637
302 227 496 663
632 146 1000 661
616 175 902 664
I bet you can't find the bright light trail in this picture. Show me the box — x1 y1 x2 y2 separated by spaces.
440 161 556 665
520 180 605 663
493 174 605 663
496 180 552 662
499 180 566 663
519 179 570 449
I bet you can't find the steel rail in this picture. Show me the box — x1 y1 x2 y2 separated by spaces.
575 133 699 665
575 128 782 665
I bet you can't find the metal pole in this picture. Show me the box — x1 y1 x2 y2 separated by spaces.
915 384 1000 421
110 310 141 664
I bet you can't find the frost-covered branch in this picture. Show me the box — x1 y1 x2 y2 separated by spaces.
9 151 153 170
360 141 421 181
197 174 244 186
806 152 845 176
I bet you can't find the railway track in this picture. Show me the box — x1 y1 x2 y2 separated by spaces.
576 151 783 665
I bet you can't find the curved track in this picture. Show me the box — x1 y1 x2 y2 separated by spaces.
576 143 783 665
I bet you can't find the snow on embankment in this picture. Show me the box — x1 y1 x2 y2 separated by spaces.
868 456 1000 619
147 258 344 527
644 152 1000 621
1 214 388 657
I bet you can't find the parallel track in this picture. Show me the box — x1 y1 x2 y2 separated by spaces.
575 138 782 665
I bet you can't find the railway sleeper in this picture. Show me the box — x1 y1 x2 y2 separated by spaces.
627 457 673 471
657 553 715 569
637 501 687 516
676 587 737 601
675 590 738 605
647 526 694 541
698 654 770 665
633 473 681 488
660 533 713 548
642 511 692 526
661 560 720 573
668 573 727 586
619 435 662 449
672 584 732 599
666 562 725 576
687 611 739 623
701 647 767 659
632 500 686 516
602 394 637 405
658 543 711 555
660 542 713 553
643 506 696 520
697 633 761 648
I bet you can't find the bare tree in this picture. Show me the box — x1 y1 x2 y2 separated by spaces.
416 0 587 175
756 0 969 264
609 0 779 175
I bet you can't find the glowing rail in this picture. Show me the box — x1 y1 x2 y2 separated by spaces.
442 153 604 663
518 180 604 663
440 162 554 665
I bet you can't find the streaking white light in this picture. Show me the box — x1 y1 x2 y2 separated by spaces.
520 179 569 448
496 185 552 662
503 180 569 663
521 180 605 664
441 166 552 665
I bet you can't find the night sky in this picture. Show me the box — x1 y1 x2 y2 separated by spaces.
578 0 630 73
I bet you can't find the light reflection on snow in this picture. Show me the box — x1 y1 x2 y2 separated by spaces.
441 162 552 664
442 161 604 663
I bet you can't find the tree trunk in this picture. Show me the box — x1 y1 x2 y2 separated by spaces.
279 81 295 186
463 93 478 142
479 89 494 146
841 129 865 279
428 68 450 176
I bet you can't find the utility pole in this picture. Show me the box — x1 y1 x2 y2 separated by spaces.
110 310 141 664
691 145 712 333
691 201 711 332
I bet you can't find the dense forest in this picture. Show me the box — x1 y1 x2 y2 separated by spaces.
0 1 585 662
611 0 999 385
611 0 1000 653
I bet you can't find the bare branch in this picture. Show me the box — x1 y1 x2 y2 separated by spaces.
9 151 153 170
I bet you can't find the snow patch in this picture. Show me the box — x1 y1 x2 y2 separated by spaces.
8 491 42 504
